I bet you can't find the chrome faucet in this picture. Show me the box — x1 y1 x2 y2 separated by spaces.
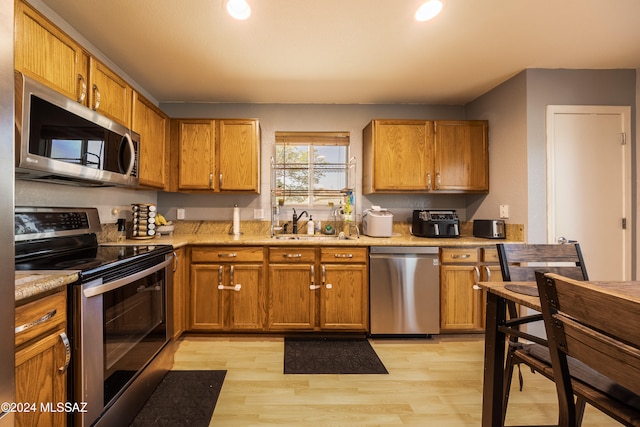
292 208 308 234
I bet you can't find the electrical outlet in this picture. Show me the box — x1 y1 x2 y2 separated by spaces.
176 208 185 220
254 208 264 219
499 204 509 219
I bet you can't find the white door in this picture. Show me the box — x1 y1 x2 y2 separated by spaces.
547 105 631 281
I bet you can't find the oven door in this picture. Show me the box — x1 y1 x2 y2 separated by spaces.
74 255 172 427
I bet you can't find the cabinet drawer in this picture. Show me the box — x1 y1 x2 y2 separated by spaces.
269 247 316 263
481 247 500 263
191 246 263 263
440 247 479 264
320 247 367 263
15 290 66 348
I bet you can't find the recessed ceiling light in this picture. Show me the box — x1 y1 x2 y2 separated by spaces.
415 0 443 22
226 0 251 20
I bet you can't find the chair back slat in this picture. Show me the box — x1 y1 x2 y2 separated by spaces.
559 315 640 397
498 243 588 282
547 275 640 352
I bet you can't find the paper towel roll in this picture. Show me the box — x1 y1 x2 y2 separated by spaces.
233 204 240 235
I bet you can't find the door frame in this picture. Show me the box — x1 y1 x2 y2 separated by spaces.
546 105 632 279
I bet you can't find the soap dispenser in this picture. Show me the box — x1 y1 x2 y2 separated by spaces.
307 215 315 235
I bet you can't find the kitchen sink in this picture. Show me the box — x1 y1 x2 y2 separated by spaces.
273 234 356 241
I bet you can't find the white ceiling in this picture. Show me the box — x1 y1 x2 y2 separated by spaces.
39 0 640 105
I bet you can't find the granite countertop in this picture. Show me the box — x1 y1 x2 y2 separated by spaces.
115 232 524 248
15 270 79 303
19 222 524 302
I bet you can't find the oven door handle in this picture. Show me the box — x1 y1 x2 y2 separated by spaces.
83 257 172 298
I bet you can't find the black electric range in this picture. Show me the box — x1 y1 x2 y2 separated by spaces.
14 207 172 282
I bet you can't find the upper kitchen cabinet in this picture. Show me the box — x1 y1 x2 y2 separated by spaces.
14 0 89 104
132 92 169 189
218 119 260 192
170 118 260 193
15 0 132 128
362 119 489 194
363 120 434 192
89 58 132 127
434 120 489 192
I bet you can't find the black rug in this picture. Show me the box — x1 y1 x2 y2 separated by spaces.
130 370 226 427
284 338 388 374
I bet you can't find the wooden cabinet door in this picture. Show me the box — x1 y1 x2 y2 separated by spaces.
15 327 68 427
172 248 186 340
218 119 260 192
440 265 484 332
434 120 489 192
190 264 225 330
364 120 433 192
88 58 132 127
132 92 169 189
15 0 87 103
320 264 368 331
267 264 315 330
176 120 216 190
227 264 264 330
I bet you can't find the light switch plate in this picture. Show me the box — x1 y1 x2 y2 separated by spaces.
499 204 509 219
254 208 264 219
176 208 185 220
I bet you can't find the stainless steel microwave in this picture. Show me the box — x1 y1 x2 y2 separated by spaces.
15 72 139 187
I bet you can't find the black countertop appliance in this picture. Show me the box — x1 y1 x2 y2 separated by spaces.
412 209 460 238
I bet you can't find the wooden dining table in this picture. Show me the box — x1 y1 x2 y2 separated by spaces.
477 279 640 427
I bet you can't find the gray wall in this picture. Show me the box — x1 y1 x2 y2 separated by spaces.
525 69 636 243
467 67 636 250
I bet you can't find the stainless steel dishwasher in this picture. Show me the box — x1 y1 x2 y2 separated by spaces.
369 246 440 336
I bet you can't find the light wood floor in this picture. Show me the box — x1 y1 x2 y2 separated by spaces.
172 335 620 426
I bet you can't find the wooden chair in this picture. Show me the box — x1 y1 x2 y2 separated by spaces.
535 272 640 426
496 243 589 425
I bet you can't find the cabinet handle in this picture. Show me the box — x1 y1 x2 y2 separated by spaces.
451 254 470 259
15 309 57 334
230 265 234 288
436 173 441 190
310 265 321 290
218 284 242 291
172 251 178 272
92 84 101 110
77 74 86 103
334 253 353 258
283 253 302 258
218 253 237 258
218 265 223 289
473 266 481 290
209 173 213 189
58 332 71 372
219 173 223 188
321 265 326 285
427 173 432 190
326 283 333 289
483 265 491 282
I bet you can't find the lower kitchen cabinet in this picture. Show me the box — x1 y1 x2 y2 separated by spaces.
319 247 368 331
439 246 501 332
267 247 317 330
189 246 264 331
15 288 69 427
267 246 368 332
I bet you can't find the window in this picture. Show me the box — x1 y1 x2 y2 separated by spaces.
274 131 351 207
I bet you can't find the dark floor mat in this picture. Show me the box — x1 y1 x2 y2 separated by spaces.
284 338 388 374
130 370 226 427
